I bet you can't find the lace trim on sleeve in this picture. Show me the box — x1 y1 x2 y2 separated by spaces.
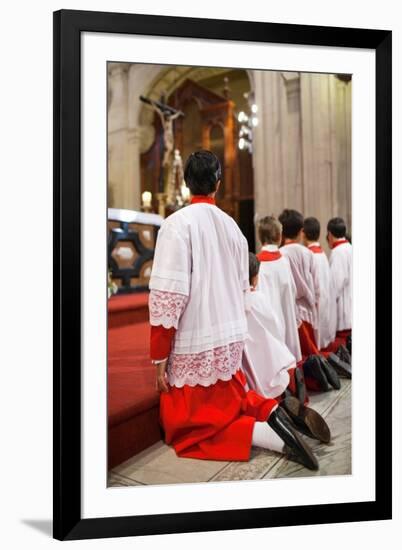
149 289 189 329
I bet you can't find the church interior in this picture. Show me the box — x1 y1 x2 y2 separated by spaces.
107 62 352 484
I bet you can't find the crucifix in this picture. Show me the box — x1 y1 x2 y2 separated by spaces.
140 95 184 168
139 95 184 216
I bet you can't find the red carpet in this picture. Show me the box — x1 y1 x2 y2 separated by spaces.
108 293 162 469
108 292 150 329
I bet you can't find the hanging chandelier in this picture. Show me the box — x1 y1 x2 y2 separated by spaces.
237 99 258 153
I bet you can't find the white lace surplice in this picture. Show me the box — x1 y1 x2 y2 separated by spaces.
308 243 337 349
257 245 302 363
243 289 295 398
280 243 320 330
149 289 189 330
329 242 352 331
148 203 249 388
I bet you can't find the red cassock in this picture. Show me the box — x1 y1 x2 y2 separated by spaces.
332 329 351 349
161 367 276 461
280 241 321 358
151 309 277 462
298 320 320 357
149 195 278 462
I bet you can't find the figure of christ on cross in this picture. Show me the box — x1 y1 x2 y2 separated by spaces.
140 95 184 168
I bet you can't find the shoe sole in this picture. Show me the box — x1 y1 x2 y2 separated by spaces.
283 429 319 471
346 336 352 355
294 368 306 404
268 409 319 471
283 396 331 444
328 355 352 379
336 345 352 365
337 352 352 366
318 357 341 390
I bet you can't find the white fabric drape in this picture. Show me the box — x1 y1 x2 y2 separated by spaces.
308 244 337 348
243 289 296 398
281 243 319 330
257 246 302 362
329 242 352 331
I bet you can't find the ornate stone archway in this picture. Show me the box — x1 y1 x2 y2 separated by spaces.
108 63 254 210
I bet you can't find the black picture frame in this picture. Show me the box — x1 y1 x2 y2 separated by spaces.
53 9 392 541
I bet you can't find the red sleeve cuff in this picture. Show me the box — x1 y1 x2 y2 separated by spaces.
150 325 176 360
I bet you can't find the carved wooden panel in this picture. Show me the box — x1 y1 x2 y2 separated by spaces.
108 221 159 294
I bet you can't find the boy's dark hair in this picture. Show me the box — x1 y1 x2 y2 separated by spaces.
327 217 347 238
278 209 304 239
249 252 260 285
304 217 321 242
184 150 222 196
258 216 282 245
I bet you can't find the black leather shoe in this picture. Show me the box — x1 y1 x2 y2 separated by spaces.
303 355 330 392
327 353 352 379
336 344 351 365
346 334 352 355
282 388 292 399
317 356 341 390
280 396 331 443
294 367 307 404
267 407 319 471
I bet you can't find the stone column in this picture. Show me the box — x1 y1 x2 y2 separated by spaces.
282 72 303 210
300 73 336 229
251 70 351 250
252 70 288 222
126 127 141 211
108 63 130 208
334 77 352 232
300 73 352 246
126 63 166 211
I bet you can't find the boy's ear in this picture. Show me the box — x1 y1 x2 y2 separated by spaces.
251 274 259 289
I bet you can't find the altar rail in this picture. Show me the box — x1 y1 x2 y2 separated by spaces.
108 208 163 294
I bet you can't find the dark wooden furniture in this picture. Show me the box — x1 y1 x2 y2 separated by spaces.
140 78 255 250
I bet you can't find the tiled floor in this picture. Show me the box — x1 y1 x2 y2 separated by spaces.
108 379 351 487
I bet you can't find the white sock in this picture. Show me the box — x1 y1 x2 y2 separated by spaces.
251 419 284 454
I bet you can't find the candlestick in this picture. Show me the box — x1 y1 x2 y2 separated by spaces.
141 190 152 212
181 184 190 203
156 192 168 218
